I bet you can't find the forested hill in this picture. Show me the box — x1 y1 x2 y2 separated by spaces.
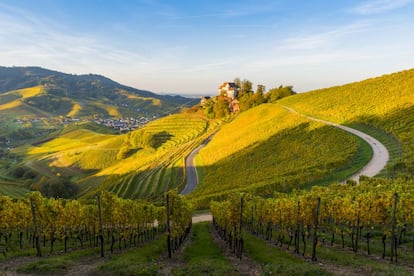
0 66 198 117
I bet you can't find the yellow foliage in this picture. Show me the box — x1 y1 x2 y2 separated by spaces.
192 104 359 200
0 100 22 110
67 103 82 117
279 68 414 175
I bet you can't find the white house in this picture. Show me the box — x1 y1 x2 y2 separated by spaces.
218 82 239 99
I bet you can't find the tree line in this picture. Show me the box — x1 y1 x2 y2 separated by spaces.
204 78 296 119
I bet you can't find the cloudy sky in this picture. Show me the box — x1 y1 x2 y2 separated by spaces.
1 0 413 95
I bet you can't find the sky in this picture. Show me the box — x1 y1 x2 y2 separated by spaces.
1 0 414 95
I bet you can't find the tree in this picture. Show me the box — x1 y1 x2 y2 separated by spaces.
234 78 242 89
256 84 265 94
241 79 253 94
265 85 296 103
213 97 230 118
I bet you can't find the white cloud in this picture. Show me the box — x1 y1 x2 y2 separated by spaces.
0 4 159 79
276 21 372 51
351 0 414 15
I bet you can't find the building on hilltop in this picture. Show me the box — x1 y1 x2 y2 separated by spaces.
229 99 240 112
218 82 239 99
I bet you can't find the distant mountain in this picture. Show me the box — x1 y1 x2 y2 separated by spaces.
0 66 198 118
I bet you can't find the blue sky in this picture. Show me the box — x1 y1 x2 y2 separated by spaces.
1 0 413 95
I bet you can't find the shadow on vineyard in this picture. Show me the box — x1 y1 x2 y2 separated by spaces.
1 67 414 275
350 105 414 178
187 122 371 208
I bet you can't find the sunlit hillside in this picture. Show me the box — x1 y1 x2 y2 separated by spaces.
16 112 209 199
0 66 199 118
190 104 370 206
279 68 414 177
0 86 51 117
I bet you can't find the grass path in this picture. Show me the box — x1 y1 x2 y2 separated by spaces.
164 222 259 275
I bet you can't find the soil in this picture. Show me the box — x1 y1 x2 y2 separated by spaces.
0 256 37 276
64 255 105 276
210 224 262 275
191 213 212 224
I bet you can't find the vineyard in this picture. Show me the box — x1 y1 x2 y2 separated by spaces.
279 68 414 178
189 104 371 207
211 177 414 269
2 68 414 274
7 112 210 200
0 190 191 261
2 183 414 274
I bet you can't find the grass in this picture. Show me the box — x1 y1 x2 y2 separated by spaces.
243 232 329 275
16 248 99 275
244 231 414 276
303 237 413 275
173 222 236 275
95 235 165 275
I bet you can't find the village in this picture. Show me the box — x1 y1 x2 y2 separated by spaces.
13 115 157 133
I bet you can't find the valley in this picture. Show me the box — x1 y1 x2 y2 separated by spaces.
1 67 414 275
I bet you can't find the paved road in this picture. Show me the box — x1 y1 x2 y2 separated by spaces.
283 106 389 182
181 133 216 195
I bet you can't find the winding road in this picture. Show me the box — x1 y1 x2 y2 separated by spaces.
183 107 390 224
182 106 389 196
180 133 216 195
283 106 389 182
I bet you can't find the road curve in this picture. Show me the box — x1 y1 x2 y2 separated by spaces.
181 133 216 195
283 106 389 182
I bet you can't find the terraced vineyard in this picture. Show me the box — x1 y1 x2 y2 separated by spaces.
189 104 372 207
13 112 210 199
279 69 414 178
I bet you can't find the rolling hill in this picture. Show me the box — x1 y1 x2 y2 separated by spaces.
1 67 414 203
0 66 198 119
1 68 414 275
279 68 414 178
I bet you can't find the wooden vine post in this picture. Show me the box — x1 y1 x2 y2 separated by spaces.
390 193 398 264
166 193 172 259
238 195 244 260
30 198 42 257
97 194 105 257
311 197 321 262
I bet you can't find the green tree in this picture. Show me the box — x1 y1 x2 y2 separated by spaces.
213 98 230 118
256 84 265 94
241 79 253 94
234 77 242 89
265 85 296 103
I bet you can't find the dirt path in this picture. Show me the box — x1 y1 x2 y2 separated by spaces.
283 106 389 182
0 256 37 276
64 255 105 276
210 224 261 275
192 213 213 223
